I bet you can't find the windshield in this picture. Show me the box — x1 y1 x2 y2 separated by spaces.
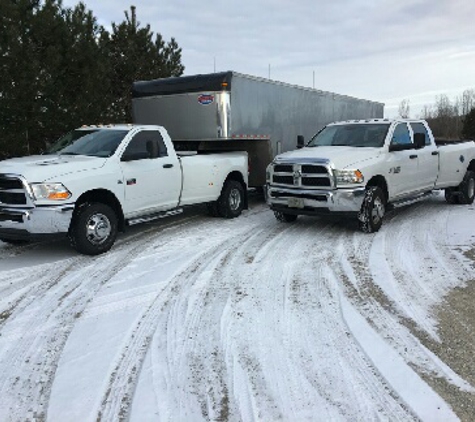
46 129 128 157
307 124 390 148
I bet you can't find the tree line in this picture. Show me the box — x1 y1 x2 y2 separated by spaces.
0 0 184 158
399 89 475 140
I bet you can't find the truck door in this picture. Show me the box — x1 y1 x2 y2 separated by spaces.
410 122 438 191
120 130 181 216
386 123 419 198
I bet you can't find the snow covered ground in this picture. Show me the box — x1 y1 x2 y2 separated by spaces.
0 193 474 421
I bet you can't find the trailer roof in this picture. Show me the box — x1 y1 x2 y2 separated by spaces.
132 71 384 106
133 72 233 98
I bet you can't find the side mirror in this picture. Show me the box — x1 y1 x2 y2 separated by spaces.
297 135 305 149
414 133 425 149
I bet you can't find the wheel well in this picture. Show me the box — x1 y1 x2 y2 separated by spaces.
366 176 388 203
223 171 248 209
468 159 475 173
74 189 125 231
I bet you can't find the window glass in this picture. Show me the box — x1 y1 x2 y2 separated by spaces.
47 129 128 157
307 124 389 148
410 122 431 146
122 131 167 161
391 123 411 145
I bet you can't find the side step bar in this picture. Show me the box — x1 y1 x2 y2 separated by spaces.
390 191 434 209
127 208 183 226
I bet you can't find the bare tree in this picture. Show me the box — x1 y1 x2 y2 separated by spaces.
398 99 410 119
461 89 475 116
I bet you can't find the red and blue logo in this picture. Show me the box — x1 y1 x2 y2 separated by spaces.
198 94 214 105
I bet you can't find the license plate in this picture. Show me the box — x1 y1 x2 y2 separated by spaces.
288 198 304 208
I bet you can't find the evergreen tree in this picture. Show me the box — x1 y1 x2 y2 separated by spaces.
102 6 184 122
462 108 475 139
0 1 184 158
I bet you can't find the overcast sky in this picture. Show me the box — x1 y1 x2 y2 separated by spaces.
63 0 475 118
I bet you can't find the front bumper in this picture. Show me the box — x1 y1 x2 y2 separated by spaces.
0 205 74 240
267 185 366 215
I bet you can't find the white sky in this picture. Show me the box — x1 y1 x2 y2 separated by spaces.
63 0 475 118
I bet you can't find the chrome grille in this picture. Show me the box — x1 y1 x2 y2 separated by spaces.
271 163 333 188
0 174 28 206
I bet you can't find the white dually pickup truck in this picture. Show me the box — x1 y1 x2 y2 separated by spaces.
0 124 248 254
266 119 475 232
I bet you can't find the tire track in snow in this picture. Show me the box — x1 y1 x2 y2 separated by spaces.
334 199 475 394
262 226 418 420
132 216 419 421
0 211 226 421
95 206 274 421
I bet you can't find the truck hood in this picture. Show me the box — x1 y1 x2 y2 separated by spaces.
274 146 382 169
0 154 108 182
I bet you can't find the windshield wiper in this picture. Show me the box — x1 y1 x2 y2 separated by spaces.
59 152 81 156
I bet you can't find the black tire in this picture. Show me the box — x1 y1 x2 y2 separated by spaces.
217 180 245 218
274 211 298 223
69 203 118 255
358 186 385 233
458 170 475 204
444 188 460 204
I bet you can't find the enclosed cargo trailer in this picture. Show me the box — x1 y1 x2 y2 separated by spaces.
132 71 384 187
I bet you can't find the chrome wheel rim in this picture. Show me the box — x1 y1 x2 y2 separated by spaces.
372 197 385 224
86 213 112 245
229 188 242 211
468 178 475 199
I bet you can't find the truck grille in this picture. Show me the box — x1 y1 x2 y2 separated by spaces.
271 163 333 189
0 174 28 206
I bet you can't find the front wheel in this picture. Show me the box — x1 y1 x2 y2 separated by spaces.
358 186 385 233
69 203 118 255
458 170 475 204
274 211 298 223
217 180 245 218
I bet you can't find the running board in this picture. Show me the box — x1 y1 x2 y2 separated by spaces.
127 208 183 226
390 191 434 209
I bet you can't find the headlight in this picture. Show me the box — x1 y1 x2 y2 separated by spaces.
30 183 72 201
334 169 364 185
266 164 272 183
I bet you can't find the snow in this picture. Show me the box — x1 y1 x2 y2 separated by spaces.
0 195 474 421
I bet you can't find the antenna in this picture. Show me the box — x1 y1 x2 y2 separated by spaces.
268 64 271 79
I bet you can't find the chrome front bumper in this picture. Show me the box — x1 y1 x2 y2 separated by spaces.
267 186 366 214
0 205 74 238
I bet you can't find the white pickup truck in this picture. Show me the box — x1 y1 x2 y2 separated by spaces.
266 119 475 232
0 125 248 254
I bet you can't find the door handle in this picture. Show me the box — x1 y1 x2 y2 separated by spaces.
431 151 439 156
409 155 417 159
163 163 174 168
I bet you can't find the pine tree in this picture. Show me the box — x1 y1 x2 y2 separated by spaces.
0 2 184 158
102 6 184 122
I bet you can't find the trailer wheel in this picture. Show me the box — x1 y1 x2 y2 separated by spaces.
444 188 459 204
358 186 385 233
69 203 118 255
458 170 475 204
217 180 245 218
274 211 298 223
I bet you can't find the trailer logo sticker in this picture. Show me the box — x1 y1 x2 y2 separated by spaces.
198 94 214 105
